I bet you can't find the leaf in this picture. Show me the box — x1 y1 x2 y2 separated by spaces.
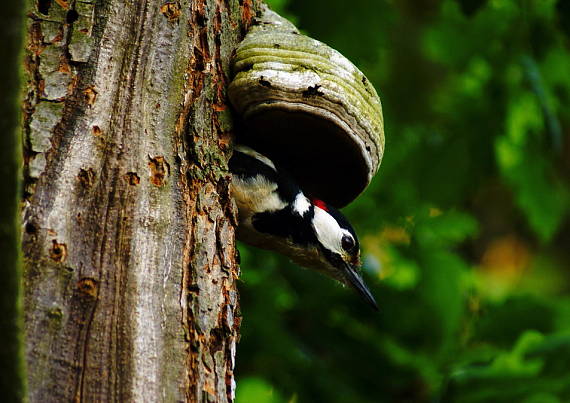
415 209 479 247
236 377 286 403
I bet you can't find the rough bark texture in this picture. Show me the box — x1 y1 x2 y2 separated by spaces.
22 0 258 401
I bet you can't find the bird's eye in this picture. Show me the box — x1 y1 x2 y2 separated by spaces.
341 235 355 251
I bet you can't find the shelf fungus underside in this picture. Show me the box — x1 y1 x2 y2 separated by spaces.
229 7 385 208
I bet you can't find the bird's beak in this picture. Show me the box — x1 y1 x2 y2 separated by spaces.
343 263 379 311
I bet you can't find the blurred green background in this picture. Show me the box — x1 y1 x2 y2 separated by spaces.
235 0 570 402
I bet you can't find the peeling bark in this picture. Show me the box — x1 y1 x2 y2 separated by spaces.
22 0 258 401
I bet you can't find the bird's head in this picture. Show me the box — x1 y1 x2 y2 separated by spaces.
308 198 378 310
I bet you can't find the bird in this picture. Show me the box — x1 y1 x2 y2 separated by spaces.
229 144 378 310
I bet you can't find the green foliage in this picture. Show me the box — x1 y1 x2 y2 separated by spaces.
0 0 27 401
237 0 570 402
236 377 287 403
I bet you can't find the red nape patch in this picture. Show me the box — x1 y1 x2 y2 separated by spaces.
312 199 328 211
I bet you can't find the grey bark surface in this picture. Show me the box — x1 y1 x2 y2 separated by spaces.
22 0 257 401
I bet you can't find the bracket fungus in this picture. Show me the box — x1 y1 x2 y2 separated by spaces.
228 6 385 207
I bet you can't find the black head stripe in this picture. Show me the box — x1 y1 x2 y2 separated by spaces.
321 205 359 249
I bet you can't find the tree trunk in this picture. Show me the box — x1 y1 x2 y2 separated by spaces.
21 0 257 401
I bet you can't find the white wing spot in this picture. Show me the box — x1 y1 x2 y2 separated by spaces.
293 193 311 216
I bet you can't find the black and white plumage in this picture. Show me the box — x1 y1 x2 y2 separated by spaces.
229 145 378 309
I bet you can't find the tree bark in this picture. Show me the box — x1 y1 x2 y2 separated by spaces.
21 0 257 401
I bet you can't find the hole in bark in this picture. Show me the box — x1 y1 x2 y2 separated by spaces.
47 307 63 321
92 125 102 136
148 156 170 187
77 277 98 298
49 240 67 263
125 172 140 186
83 87 98 106
187 284 200 294
38 0 52 15
66 9 79 23
25 222 38 234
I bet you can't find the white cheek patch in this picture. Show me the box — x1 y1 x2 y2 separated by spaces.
312 207 345 254
293 193 311 216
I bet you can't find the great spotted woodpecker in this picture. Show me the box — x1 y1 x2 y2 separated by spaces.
230 145 378 309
